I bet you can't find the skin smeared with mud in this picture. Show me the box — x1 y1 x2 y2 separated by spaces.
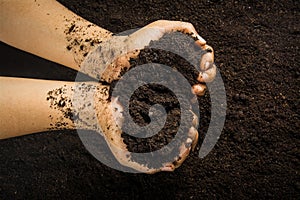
101 32 209 171
46 30 214 173
47 85 74 130
1 1 215 173
64 19 112 66
45 32 212 173
46 83 110 131
109 33 207 169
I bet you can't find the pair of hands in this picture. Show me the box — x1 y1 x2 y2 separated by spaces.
0 0 216 173
81 20 216 173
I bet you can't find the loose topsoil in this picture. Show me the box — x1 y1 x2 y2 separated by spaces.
115 33 204 168
0 0 299 199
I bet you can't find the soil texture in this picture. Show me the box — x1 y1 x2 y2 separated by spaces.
0 0 299 199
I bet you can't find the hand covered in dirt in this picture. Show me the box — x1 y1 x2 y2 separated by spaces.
82 20 216 94
79 20 217 173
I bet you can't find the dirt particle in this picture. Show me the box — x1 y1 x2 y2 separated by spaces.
66 45 72 51
58 100 66 107
68 24 76 33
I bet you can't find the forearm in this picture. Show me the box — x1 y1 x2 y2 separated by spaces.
0 0 112 70
0 77 77 138
0 76 111 139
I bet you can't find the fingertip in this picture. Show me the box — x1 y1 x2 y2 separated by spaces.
197 64 217 83
161 164 175 172
192 84 206 96
196 35 207 45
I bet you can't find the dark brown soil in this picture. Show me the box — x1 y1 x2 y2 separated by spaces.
116 34 202 168
117 33 203 154
0 0 299 199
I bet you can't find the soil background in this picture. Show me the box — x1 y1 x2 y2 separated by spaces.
0 0 299 199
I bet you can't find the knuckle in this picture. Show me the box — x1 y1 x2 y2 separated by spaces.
181 21 194 29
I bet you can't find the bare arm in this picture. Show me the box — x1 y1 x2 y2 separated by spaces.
0 77 111 139
0 0 112 70
0 76 200 173
0 77 76 138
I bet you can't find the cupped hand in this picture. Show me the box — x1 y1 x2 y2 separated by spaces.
80 20 217 173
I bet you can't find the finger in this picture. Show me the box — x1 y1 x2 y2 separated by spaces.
147 20 207 46
160 163 175 172
129 20 207 51
188 126 199 151
197 45 216 83
148 20 217 83
174 144 191 168
197 63 217 83
192 83 207 96
171 110 199 169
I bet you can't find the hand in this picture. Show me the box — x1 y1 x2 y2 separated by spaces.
82 20 216 93
80 20 217 173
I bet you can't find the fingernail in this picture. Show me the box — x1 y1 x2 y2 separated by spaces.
200 53 213 71
196 35 206 44
192 84 206 96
